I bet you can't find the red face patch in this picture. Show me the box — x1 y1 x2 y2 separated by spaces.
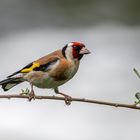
71 42 85 60
72 42 85 48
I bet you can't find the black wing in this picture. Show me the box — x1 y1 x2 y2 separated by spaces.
7 58 59 78
8 62 33 78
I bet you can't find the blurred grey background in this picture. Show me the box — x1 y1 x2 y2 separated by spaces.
0 0 140 140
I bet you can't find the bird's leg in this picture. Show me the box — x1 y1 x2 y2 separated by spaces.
28 83 36 101
54 88 72 105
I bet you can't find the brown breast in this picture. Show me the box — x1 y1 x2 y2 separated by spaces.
49 58 71 81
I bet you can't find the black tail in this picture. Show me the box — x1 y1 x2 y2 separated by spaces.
0 77 23 91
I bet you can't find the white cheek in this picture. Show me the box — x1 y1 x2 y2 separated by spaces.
65 47 73 60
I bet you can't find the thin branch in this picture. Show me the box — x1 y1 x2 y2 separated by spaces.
134 68 140 79
0 94 139 110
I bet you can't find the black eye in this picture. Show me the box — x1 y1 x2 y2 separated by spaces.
73 46 81 52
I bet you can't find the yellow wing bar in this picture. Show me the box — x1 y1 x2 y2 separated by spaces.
21 62 40 73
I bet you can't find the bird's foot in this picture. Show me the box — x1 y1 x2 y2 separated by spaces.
65 95 72 105
54 89 72 105
63 94 72 105
28 90 36 101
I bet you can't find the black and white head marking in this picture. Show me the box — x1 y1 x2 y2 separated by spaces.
62 42 90 61
62 43 74 60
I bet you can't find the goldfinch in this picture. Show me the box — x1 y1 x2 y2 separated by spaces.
0 42 90 104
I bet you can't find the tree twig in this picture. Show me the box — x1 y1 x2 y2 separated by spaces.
134 68 140 79
0 94 139 110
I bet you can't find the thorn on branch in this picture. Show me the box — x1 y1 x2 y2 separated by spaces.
8 96 11 100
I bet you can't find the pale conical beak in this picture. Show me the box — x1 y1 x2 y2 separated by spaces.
79 47 91 55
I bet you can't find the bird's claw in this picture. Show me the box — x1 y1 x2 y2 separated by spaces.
28 91 36 101
64 95 72 105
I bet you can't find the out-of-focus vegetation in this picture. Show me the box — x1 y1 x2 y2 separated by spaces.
0 0 139 35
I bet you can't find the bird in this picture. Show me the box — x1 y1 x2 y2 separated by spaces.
0 42 90 105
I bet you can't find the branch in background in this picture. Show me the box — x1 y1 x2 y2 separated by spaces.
0 94 139 110
134 68 140 79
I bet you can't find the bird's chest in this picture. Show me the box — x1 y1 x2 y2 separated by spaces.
50 61 79 81
65 63 79 79
38 64 79 88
